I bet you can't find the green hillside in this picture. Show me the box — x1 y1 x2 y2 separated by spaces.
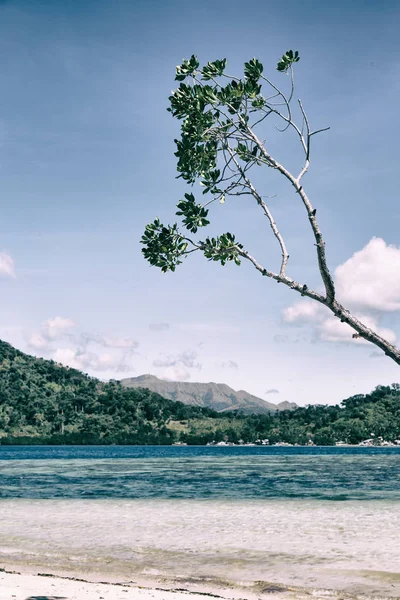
0 339 220 444
0 339 399 445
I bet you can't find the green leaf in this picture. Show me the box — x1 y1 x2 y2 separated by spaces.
175 194 211 233
201 58 227 80
141 219 188 272
175 55 200 81
200 233 243 267
244 58 264 82
276 50 300 72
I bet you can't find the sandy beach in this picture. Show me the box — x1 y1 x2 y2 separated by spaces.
1 568 398 600
2 498 400 600
0 572 238 600
0 569 310 600
0 570 224 600
1 499 400 597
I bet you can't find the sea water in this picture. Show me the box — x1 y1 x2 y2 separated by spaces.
0 446 399 598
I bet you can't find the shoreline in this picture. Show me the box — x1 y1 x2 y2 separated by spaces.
1 498 400 599
1 441 400 447
1 567 395 600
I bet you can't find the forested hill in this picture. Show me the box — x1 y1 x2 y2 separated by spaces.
0 339 400 445
0 339 219 444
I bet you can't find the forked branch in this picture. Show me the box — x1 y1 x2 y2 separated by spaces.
141 51 400 366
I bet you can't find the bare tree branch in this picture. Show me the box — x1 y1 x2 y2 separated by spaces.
225 145 289 277
245 126 336 304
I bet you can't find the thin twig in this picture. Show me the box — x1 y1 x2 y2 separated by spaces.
226 145 290 277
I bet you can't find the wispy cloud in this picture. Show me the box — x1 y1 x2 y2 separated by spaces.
153 350 203 382
0 252 15 278
28 316 75 350
158 366 191 381
218 360 239 370
53 347 135 373
26 316 137 374
44 316 75 340
283 300 396 345
153 349 201 370
149 322 170 331
79 332 138 349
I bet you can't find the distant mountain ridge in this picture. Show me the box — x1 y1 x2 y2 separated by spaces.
121 374 297 414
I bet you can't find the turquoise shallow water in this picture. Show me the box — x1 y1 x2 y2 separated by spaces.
0 445 399 500
1 446 400 597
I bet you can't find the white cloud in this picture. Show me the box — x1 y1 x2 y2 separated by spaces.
53 348 92 370
266 388 280 394
27 316 75 350
283 300 397 345
26 317 138 374
102 336 138 349
283 301 323 324
27 332 50 350
79 332 138 349
0 252 15 278
282 238 400 347
159 366 191 381
318 312 396 345
43 316 75 340
335 237 400 312
53 347 135 373
153 350 201 370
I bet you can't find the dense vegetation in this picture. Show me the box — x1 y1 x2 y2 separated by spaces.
0 340 399 445
0 340 218 444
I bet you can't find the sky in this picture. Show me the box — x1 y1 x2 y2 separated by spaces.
1 0 400 406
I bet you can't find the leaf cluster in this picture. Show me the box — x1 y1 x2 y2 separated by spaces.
244 58 264 82
201 58 227 80
276 50 300 72
176 193 210 233
201 232 242 266
175 54 200 81
141 218 187 272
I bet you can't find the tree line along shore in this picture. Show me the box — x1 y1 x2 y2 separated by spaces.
0 339 399 446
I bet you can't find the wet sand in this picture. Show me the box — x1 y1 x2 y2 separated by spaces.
1 499 400 599
1 569 398 600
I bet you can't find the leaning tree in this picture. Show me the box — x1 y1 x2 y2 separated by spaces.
141 51 400 365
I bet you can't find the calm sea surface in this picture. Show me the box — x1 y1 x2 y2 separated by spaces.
1 446 400 598
0 445 399 500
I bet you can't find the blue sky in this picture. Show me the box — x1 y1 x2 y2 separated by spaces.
1 0 400 406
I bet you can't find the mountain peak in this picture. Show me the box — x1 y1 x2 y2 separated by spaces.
121 375 296 414
133 374 160 382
